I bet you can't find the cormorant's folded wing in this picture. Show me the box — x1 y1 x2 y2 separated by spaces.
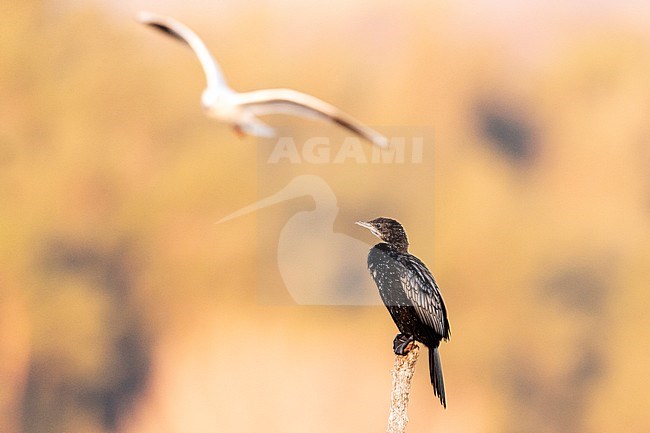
397 255 450 339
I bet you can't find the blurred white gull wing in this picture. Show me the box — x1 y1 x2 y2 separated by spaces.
230 89 388 148
137 10 230 98
137 11 387 147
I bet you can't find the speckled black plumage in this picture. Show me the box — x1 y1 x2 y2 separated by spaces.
357 217 450 407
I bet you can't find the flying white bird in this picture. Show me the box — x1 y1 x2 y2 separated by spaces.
138 11 388 148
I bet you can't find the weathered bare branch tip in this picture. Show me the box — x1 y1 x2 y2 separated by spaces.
387 343 420 433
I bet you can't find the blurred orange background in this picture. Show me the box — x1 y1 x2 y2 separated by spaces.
2 1 650 432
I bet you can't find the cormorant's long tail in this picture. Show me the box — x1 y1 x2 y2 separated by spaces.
429 347 446 408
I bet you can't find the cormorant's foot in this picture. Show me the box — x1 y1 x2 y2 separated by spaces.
393 333 415 355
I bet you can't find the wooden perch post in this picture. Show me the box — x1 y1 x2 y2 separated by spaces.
386 343 420 433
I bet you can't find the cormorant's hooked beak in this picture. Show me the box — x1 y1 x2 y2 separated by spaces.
355 220 381 239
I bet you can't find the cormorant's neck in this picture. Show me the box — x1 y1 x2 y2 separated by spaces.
377 240 409 254
393 240 409 253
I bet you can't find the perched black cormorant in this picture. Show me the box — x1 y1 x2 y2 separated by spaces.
356 217 450 407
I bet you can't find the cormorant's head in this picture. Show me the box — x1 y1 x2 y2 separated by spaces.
356 217 409 252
